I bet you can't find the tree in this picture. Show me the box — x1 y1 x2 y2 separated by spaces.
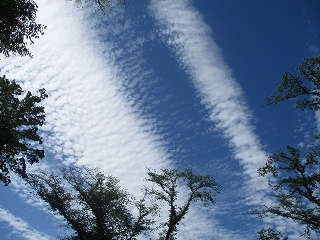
257 228 287 240
255 145 320 238
72 0 126 13
0 76 47 185
254 56 320 239
265 56 320 110
0 0 45 57
0 0 127 184
27 166 155 240
145 168 220 240
0 0 127 58
0 0 47 185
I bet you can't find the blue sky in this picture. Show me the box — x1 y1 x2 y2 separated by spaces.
0 0 319 239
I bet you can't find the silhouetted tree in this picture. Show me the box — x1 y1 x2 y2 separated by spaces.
145 168 220 240
0 0 45 57
254 56 320 239
0 0 127 58
0 75 47 185
265 56 320 110
257 228 287 240
27 166 155 240
255 144 320 238
71 0 126 13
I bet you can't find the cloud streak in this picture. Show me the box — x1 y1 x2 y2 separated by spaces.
0 0 171 195
150 0 268 204
0 1 173 237
0 207 52 240
149 0 305 238
0 0 272 238
0 0 307 238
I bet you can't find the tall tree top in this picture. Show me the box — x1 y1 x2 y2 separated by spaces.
265 56 320 110
0 0 45 57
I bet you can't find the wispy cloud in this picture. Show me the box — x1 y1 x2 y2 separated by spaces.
0 0 170 195
149 0 267 206
149 0 304 238
0 207 52 240
0 0 172 236
0 0 308 238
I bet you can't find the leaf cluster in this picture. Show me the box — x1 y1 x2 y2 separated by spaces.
27 166 155 240
257 228 288 240
256 145 320 238
71 0 126 13
0 0 46 57
256 56 320 239
145 168 220 240
0 75 47 185
265 56 320 110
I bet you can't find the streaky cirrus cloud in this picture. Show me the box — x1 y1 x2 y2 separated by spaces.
0 0 308 239
149 0 268 206
149 0 305 238
0 0 220 239
0 0 171 195
0 207 52 240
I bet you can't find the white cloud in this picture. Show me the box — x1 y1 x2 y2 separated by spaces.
0 0 308 238
0 0 171 196
0 207 52 240
149 0 304 237
0 0 173 237
150 0 268 206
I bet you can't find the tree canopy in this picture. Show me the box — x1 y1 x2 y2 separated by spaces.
72 0 126 13
255 56 320 239
27 166 220 239
27 166 155 240
0 0 45 57
255 145 320 238
265 56 320 110
145 168 220 240
0 76 47 185
257 228 288 240
0 0 127 58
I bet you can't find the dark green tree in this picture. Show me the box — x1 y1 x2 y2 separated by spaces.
265 56 320 110
27 166 155 240
255 145 320 238
0 0 127 58
0 75 47 185
71 0 126 13
254 56 320 239
257 228 287 240
145 168 220 240
0 0 45 57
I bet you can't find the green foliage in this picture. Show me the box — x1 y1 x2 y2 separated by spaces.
257 228 287 240
0 0 45 57
255 145 320 238
0 0 126 58
255 56 320 239
71 0 126 13
0 75 47 185
28 166 218 239
145 168 220 240
265 56 320 110
27 166 155 240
